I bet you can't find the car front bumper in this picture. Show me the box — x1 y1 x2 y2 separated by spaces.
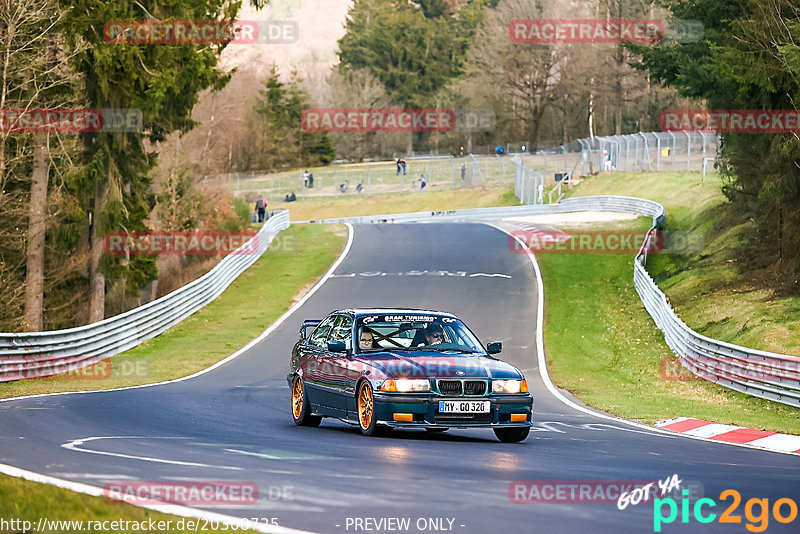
371 392 533 429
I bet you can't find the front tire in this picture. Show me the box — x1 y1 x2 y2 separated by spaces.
357 381 381 436
291 376 321 427
494 427 530 443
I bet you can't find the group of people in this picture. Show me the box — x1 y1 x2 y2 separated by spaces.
302 170 314 188
395 157 407 175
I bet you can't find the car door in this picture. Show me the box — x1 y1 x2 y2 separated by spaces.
303 315 337 412
326 314 354 414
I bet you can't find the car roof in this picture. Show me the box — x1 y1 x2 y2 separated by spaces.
343 308 457 319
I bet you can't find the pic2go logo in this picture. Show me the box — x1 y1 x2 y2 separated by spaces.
653 489 798 532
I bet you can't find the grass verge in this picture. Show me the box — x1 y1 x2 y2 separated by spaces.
0 223 347 399
538 171 800 433
567 171 800 355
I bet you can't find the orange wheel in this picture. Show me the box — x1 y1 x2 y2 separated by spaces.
291 376 321 427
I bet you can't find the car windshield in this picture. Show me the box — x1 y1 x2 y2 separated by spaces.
356 314 482 353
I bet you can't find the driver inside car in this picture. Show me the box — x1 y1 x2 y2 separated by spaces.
422 324 444 346
359 329 378 350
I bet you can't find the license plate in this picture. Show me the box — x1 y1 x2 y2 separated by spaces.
438 400 490 413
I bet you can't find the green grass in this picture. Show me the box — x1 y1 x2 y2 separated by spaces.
567 171 800 356
283 185 519 222
0 475 261 533
538 171 800 432
0 223 348 399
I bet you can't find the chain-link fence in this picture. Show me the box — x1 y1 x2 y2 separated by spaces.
551 131 720 176
214 131 720 204
223 154 530 204
512 131 721 205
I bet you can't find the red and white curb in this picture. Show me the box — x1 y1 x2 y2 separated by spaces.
656 417 800 454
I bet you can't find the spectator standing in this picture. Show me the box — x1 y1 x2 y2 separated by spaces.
400 158 406 175
419 174 427 192
255 196 267 222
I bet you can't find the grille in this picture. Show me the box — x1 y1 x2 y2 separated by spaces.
438 380 462 396
464 380 487 396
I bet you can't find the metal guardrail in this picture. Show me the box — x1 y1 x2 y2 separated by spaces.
300 195 664 225
304 196 800 408
634 245 800 408
0 211 291 382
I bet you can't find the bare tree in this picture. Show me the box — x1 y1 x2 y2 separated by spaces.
325 67 403 160
464 0 577 151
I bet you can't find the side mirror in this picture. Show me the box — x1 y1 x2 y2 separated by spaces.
486 341 502 355
327 340 347 352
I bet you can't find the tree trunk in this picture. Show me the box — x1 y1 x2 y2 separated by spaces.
23 133 49 331
88 180 107 322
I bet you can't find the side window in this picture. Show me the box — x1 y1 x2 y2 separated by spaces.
331 315 354 349
309 316 336 348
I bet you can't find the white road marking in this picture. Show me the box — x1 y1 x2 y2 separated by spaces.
224 448 309 465
49 473 138 480
61 436 243 471
331 270 510 278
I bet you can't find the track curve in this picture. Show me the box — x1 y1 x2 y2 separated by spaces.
1 223 797 533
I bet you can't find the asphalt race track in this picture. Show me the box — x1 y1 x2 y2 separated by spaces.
1 223 798 533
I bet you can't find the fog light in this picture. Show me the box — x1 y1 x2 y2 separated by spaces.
510 413 527 422
393 413 413 422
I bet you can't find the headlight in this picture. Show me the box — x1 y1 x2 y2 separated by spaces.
492 379 528 394
380 379 431 392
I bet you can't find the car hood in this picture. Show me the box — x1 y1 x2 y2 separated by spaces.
353 351 523 380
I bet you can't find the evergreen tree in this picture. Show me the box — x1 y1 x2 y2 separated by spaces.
60 0 245 320
633 0 800 290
